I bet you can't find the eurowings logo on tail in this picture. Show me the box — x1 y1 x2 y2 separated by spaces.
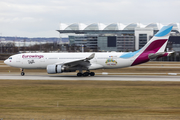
131 26 173 66
119 26 173 66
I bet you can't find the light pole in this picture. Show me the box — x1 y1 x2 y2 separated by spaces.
82 44 84 52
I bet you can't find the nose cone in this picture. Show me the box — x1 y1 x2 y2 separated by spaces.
4 59 8 65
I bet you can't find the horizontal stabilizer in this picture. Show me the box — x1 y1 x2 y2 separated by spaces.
148 51 173 60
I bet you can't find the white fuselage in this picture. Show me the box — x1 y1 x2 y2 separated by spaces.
4 52 135 70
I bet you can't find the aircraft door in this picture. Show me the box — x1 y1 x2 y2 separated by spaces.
16 55 20 62
39 57 46 68
15 55 22 66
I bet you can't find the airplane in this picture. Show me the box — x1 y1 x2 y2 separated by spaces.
4 26 173 77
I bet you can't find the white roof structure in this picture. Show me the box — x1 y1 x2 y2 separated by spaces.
145 23 163 30
64 23 87 30
124 23 145 30
84 23 106 30
104 23 125 30
59 23 180 32
168 23 180 32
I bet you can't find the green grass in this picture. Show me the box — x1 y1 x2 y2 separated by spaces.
0 80 180 119
1 61 180 119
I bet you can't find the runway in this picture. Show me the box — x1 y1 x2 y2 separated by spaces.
0 74 180 81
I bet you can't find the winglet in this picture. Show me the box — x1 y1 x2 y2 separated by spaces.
86 53 95 60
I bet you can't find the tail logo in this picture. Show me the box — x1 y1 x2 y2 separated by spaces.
131 26 173 66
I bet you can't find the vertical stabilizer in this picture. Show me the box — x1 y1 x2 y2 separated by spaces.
131 26 173 66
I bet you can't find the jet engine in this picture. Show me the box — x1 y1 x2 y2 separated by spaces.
46 64 76 74
46 64 64 74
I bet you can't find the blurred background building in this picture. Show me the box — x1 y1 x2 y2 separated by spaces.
57 23 180 52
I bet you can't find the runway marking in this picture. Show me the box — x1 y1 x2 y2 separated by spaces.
98 73 180 75
130 66 180 68
0 74 180 81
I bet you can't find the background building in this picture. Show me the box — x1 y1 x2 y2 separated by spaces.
57 23 180 52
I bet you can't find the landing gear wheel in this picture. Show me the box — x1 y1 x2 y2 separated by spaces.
77 72 83 77
90 72 95 76
21 72 25 76
83 72 89 77
20 68 25 76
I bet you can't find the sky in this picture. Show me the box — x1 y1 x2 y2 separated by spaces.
0 0 179 38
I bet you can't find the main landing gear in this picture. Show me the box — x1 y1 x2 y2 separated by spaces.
20 68 25 76
77 70 95 77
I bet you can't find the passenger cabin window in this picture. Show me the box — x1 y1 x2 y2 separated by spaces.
9 57 12 59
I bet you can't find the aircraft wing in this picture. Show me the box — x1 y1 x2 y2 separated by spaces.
55 53 95 67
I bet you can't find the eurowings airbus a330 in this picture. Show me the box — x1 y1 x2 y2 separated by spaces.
4 26 173 76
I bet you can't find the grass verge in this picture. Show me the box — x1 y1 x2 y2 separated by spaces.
0 80 180 119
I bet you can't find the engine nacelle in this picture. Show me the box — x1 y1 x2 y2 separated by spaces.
46 64 64 74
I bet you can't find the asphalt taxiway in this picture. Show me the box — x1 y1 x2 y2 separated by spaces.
0 74 180 81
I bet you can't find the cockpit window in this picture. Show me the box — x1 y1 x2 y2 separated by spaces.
8 57 12 59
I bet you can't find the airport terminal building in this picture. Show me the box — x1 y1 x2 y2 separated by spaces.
57 23 180 52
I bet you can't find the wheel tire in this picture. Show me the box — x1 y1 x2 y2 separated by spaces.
21 72 25 76
77 73 82 77
90 72 95 76
83 72 89 77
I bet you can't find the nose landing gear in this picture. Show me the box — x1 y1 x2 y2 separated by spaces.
20 68 25 76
